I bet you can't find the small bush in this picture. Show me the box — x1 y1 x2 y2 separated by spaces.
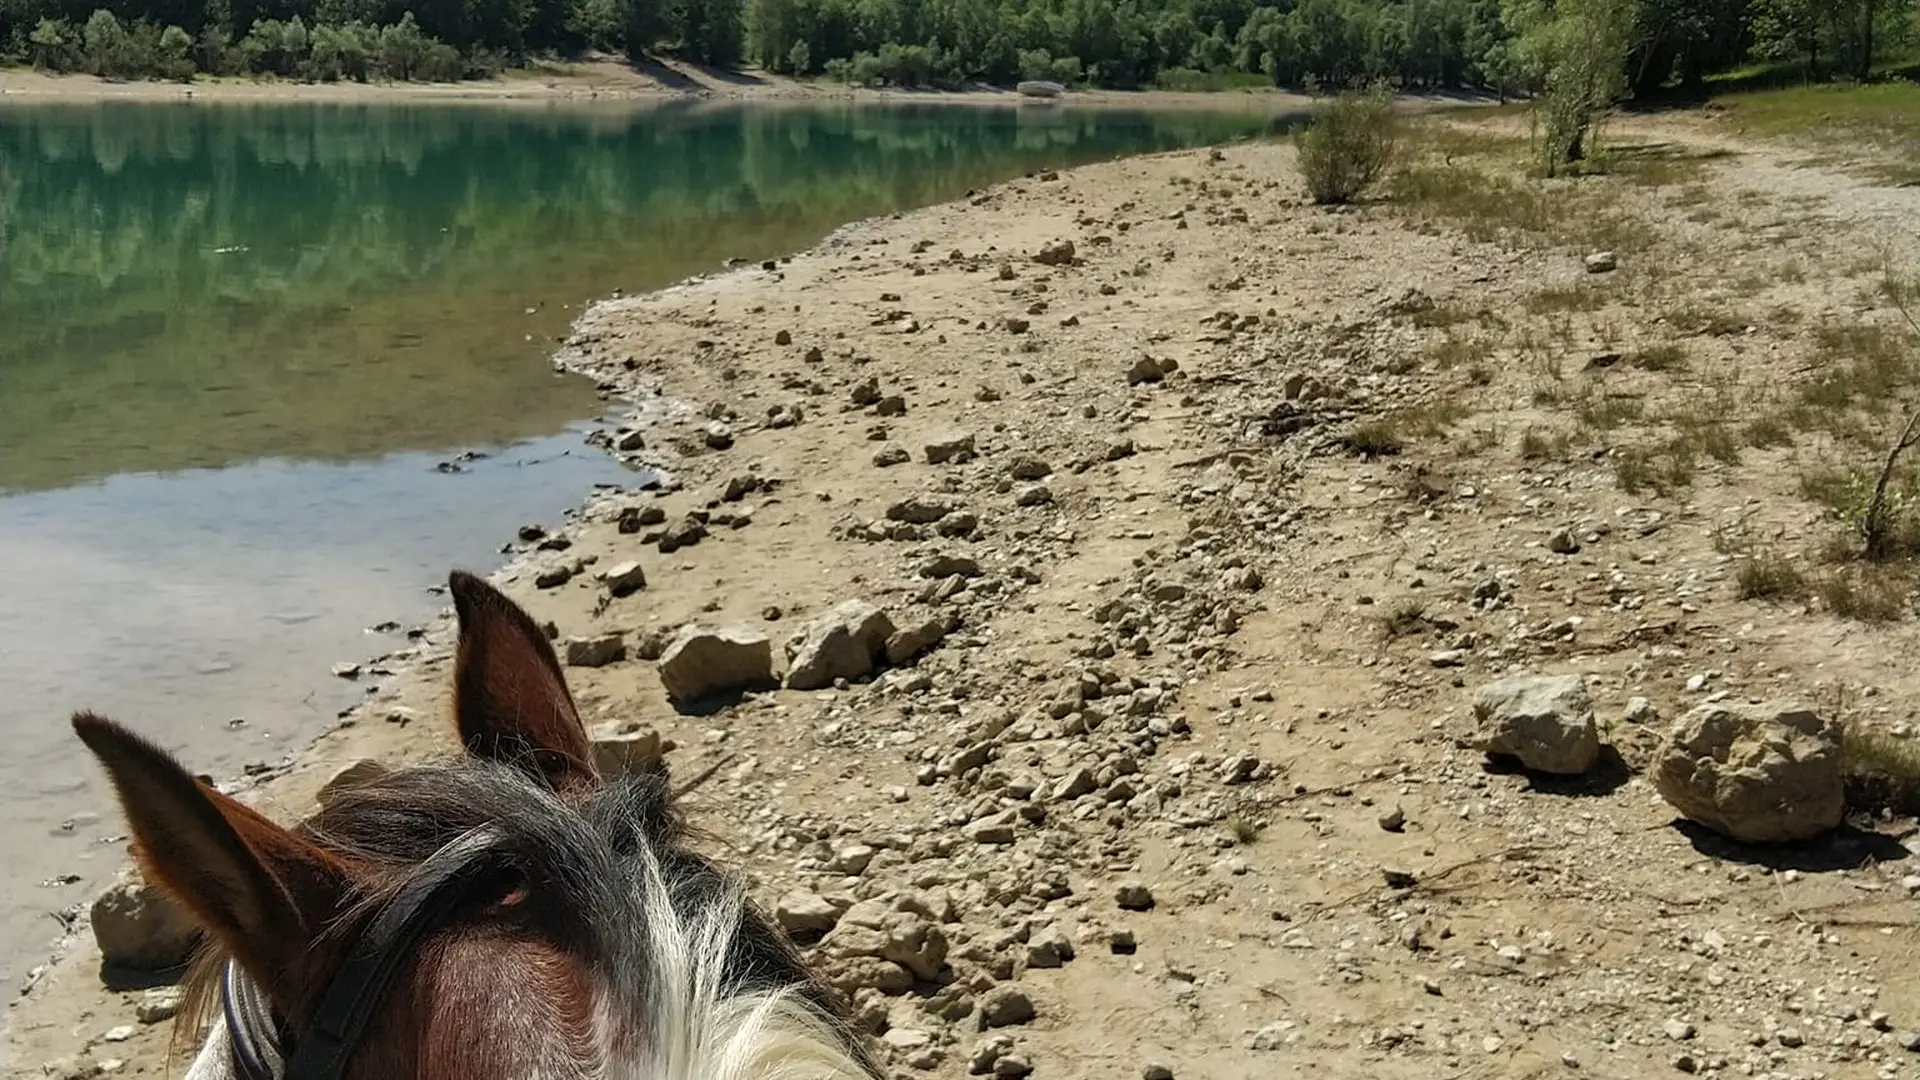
1843 726 1920 816
1817 566 1911 621
1340 418 1405 457
1295 83 1399 206
1735 550 1807 600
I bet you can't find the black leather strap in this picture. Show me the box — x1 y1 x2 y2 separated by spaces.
222 827 507 1080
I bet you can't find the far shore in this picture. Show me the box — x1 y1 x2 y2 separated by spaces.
0 59 1481 112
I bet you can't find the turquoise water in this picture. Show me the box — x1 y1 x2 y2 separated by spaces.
0 98 1288 982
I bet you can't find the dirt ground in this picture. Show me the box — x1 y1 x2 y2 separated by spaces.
0 56 1309 108
12 106 1920 1080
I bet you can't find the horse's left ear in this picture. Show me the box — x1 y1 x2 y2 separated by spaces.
447 570 599 795
71 713 351 1004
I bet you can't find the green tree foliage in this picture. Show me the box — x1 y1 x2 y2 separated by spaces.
1504 0 1637 172
1 0 1911 91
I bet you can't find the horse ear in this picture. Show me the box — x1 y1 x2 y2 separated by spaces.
71 713 349 994
447 570 598 794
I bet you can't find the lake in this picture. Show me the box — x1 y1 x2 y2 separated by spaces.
0 97 1287 985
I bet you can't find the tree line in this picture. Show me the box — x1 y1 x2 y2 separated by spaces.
0 0 1912 91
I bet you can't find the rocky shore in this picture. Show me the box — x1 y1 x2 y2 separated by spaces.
13 113 1920 1080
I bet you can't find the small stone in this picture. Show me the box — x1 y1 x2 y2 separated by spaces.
1378 806 1406 832
1126 356 1165 386
1624 696 1658 723
919 554 982 579
785 601 895 691
1548 529 1581 555
977 985 1036 1028
90 873 200 971
1142 1065 1175 1080
1115 883 1155 911
925 433 978 465
1585 250 1617 273
657 626 776 704
316 758 390 807
774 329 793 346
969 811 1018 845
534 562 575 589
329 661 361 679
1014 484 1053 507
615 429 647 452
874 447 911 468
588 724 663 778
1471 673 1601 775
775 891 843 937
1664 1019 1696 1041
703 423 734 450
1034 239 1076 266
1024 924 1075 968
1899 1031 1920 1052
993 1055 1032 1078
888 495 958 524
1251 1024 1290 1051
135 987 183 1024
1008 456 1052 480
656 515 708 554
101 1026 135 1043
885 618 951 665
830 843 877 875
1671 1052 1698 1073
563 632 626 668
600 560 648 598
1776 1027 1804 1047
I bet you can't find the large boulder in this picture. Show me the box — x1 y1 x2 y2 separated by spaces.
92 871 200 971
785 601 896 691
657 625 776 705
1653 703 1844 843
1471 674 1600 775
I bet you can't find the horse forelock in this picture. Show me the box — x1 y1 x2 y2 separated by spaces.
174 760 877 1080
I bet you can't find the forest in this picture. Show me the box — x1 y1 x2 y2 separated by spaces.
0 0 1911 94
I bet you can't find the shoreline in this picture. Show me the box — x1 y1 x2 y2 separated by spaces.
0 62 1488 112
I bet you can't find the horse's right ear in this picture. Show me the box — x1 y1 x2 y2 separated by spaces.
71 712 349 998
447 570 599 795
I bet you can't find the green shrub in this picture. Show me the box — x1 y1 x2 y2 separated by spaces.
30 17 79 71
157 24 193 80
82 9 128 76
1295 83 1400 205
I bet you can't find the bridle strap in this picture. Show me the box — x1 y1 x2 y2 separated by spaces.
222 826 507 1080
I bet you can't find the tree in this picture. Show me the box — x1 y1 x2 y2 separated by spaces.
83 9 129 75
30 16 77 69
1504 0 1638 173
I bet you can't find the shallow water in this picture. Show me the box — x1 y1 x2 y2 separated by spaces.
0 98 1288 984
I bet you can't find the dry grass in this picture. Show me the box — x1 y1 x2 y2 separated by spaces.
1615 446 1695 494
1666 304 1751 337
1735 549 1807 600
1387 124 1657 256
1378 598 1430 639
1519 427 1570 461
1816 565 1911 621
1843 725 1920 815
1628 343 1689 372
